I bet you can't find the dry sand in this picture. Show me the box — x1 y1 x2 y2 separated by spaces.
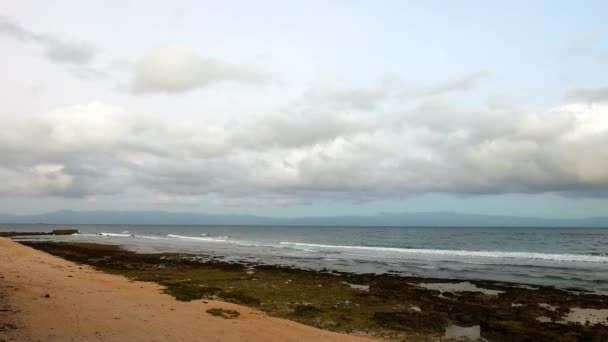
0 237 377 342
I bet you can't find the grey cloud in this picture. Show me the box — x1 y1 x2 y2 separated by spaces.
293 72 488 113
240 113 372 149
132 48 273 94
0 16 95 65
566 87 608 102
44 39 95 65
1 98 607 202
299 86 389 111
421 72 489 96
0 16 28 40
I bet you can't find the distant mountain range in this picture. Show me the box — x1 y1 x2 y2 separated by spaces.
0 210 607 227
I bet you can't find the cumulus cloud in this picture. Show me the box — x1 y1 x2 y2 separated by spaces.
132 48 272 93
32 164 73 193
1 98 607 202
0 16 95 65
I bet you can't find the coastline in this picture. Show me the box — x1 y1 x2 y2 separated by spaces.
0 237 376 342
3 238 608 341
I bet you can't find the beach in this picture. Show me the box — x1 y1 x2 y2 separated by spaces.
3 2 608 340
2 235 608 341
0 237 376 342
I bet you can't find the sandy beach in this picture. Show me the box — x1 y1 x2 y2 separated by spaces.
0 237 376 342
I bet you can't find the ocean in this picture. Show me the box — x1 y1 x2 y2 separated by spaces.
4 224 608 293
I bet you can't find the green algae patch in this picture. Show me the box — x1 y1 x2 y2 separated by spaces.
165 284 222 302
206 308 240 319
492 320 524 330
373 311 447 333
219 290 261 306
291 304 323 317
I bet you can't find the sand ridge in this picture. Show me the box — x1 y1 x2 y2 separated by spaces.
0 237 377 342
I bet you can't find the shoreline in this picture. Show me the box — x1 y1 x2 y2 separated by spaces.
7 239 608 341
9 226 607 294
0 237 378 342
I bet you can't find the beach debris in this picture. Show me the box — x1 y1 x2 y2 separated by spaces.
44 294 50 298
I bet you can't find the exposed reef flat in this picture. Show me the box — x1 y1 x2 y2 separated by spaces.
0 229 78 237
17 240 608 341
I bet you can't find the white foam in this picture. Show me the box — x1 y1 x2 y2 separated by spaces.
563 308 608 325
417 282 504 296
342 282 370 291
278 242 608 263
139 235 163 240
445 325 484 340
98 233 133 237
167 234 228 242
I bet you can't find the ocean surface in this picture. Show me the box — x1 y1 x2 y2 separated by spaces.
3 224 608 293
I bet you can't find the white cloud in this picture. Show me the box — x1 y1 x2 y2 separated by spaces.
132 48 272 94
33 164 73 192
32 102 132 151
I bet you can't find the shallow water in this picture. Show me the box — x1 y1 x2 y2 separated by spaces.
445 325 485 341
4 224 608 292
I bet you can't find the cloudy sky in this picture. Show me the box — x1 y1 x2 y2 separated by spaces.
1 1 607 218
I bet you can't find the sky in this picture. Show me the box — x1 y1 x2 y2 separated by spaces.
0 1 607 218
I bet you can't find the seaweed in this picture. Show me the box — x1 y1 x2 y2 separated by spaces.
206 308 240 319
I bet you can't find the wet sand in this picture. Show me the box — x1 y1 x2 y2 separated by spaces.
0 237 376 342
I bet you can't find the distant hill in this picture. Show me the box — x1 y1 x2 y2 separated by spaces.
0 210 606 227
